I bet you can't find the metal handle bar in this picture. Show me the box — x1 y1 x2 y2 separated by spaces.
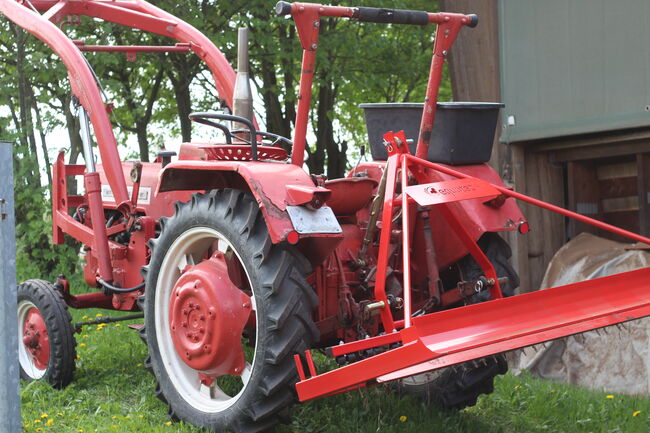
189 112 258 159
275 1 477 28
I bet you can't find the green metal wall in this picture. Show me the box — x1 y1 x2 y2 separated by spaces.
499 0 650 143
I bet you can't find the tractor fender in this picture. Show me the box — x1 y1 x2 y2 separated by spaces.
426 163 527 266
157 160 341 247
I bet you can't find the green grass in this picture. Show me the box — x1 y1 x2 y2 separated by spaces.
21 307 650 433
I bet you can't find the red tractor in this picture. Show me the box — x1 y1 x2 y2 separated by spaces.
5 1 650 432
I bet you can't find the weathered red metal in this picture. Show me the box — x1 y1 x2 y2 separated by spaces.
22 308 50 370
169 252 251 377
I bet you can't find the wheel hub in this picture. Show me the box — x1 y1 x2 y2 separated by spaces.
169 251 252 377
22 308 49 370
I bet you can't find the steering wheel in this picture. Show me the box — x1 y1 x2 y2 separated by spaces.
189 112 293 161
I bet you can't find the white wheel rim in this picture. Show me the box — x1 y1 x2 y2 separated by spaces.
17 300 47 380
155 227 257 413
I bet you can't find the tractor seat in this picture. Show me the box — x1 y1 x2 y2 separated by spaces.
199 145 288 162
324 177 378 215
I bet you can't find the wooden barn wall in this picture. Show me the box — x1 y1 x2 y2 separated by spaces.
440 0 565 292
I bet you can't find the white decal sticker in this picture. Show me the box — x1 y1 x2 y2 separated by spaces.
101 185 151 205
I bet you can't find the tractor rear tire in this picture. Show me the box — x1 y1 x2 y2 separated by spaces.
142 189 318 433
397 233 517 409
17 279 76 388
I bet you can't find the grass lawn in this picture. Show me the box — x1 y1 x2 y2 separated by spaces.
20 306 650 433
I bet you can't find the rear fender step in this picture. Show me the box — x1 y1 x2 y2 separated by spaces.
294 266 650 402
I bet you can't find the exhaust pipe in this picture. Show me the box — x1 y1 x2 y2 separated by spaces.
232 27 254 142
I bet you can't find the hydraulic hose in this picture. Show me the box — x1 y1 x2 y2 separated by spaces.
98 279 145 293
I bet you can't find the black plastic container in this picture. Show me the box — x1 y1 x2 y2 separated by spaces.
360 102 503 164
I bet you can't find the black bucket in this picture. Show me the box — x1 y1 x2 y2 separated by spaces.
360 102 503 165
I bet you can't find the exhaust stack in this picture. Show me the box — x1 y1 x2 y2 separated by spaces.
232 27 254 141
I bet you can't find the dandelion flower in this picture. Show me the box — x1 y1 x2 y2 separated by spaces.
399 416 407 422
82 335 89 339
36 428 43 432
606 395 615 399
138 415 144 419
82 315 88 320
80 343 86 347
76 354 81 360
56 413 64 417
136 363 143 367
96 313 103 318
47 419 54 426
34 419 41 423
111 416 117 419
115 324 121 327
165 421 173 426
633 411 642 417
23 424 30 429
514 385 521 390
125 415 130 419
78 429 84 432
40 413 48 419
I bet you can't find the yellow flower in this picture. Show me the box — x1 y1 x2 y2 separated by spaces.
111 415 117 419
23 424 30 429
165 421 172 426
633 410 642 417
82 335 89 339
138 415 144 419
115 323 121 327
399 415 407 422
514 385 521 390
125 415 130 419
96 313 103 318
82 315 88 320
40 413 48 418
606 395 615 399
56 413 63 417
36 428 43 432
46 419 54 426
34 419 41 423
76 354 80 359
79 343 86 347
136 363 143 367
78 429 84 432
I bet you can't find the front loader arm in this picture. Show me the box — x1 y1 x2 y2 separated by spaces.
1 0 245 284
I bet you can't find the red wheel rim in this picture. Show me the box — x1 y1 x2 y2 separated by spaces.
22 307 50 370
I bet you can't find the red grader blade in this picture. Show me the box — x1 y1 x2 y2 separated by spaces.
293 135 650 402
295 267 650 401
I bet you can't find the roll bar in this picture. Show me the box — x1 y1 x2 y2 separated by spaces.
275 2 478 166
275 1 477 27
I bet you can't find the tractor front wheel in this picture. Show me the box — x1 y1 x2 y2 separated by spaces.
142 190 318 432
17 279 76 388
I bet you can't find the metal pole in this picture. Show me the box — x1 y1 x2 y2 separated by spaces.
0 140 21 433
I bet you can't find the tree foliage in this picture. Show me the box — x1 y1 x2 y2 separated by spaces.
0 0 450 279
